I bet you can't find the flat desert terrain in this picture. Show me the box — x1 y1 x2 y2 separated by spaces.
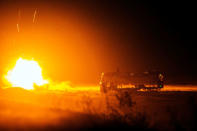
0 85 197 130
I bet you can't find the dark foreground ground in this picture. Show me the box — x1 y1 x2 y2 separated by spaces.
0 85 197 130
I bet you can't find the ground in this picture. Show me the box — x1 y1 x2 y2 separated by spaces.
0 85 197 130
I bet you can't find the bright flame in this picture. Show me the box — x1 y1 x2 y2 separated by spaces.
5 58 48 90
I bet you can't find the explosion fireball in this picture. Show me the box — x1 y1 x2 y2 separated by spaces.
5 58 48 90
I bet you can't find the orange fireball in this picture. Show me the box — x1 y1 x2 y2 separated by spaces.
5 58 48 90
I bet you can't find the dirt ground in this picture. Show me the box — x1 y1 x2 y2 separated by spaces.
0 85 197 130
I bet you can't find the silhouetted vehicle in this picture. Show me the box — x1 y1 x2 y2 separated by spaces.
99 70 164 93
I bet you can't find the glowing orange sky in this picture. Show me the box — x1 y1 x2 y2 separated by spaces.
0 2 112 85
1 1 194 85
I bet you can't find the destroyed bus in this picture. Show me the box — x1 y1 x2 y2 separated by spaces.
99 71 164 93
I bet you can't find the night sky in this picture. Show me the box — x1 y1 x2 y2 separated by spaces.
0 0 196 84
